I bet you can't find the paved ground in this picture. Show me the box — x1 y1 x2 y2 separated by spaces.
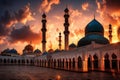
0 65 120 80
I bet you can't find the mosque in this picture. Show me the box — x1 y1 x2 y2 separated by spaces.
0 8 120 73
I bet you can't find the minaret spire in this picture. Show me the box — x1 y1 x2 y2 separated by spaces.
41 13 47 52
59 32 62 50
64 7 70 50
109 24 112 43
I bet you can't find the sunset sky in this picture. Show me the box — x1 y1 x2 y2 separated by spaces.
0 0 120 54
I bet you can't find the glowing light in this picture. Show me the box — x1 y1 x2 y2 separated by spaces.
56 75 61 80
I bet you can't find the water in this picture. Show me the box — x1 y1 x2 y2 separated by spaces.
0 65 119 80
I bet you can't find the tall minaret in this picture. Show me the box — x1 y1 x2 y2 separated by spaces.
41 13 47 52
59 32 62 50
64 8 70 50
109 24 112 43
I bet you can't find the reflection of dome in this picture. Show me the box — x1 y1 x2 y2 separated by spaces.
34 49 41 54
78 19 109 47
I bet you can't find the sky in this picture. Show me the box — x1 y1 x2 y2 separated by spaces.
0 0 120 54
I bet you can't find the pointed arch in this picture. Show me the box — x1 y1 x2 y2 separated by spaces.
112 53 117 70
78 56 82 69
104 53 110 70
93 54 98 69
66 58 68 69
72 58 75 69
88 55 92 70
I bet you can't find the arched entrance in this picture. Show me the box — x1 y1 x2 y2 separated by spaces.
72 58 75 69
93 54 98 70
88 55 92 71
78 56 82 69
66 59 68 69
4 59 6 64
104 53 110 70
112 53 117 70
54 59 56 68
69 58 71 69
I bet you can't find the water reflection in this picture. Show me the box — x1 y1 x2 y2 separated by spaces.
0 65 119 80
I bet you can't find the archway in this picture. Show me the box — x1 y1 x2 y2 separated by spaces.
18 60 20 64
62 59 65 68
78 56 82 69
27 59 29 64
0 59 2 63
69 58 71 69
14 59 17 64
30 59 33 65
88 55 92 70
66 59 68 69
93 54 98 70
48 59 50 68
72 58 75 69
112 53 117 70
104 53 110 70
3 59 6 64
54 59 56 68
11 59 13 64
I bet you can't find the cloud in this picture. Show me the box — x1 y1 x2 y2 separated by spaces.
15 4 35 24
9 25 42 44
0 24 10 36
39 0 60 13
82 3 89 11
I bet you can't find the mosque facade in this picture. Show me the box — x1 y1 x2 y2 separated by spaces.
0 8 120 73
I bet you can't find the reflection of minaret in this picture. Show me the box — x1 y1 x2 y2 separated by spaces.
109 24 112 43
64 8 70 50
59 32 62 50
41 13 47 52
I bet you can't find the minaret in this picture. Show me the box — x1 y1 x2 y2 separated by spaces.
64 8 70 50
59 32 62 50
109 24 112 43
41 13 47 52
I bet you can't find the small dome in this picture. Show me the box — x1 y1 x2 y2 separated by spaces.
24 44 33 51
54 49 61 53
69 43 77 48
42 52 48 55
9 49 18 54
85 19 104 35
34 49 41 53
48 49 54 53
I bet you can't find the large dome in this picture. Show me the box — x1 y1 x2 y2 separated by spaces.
85 19 104 35
77 19 109 47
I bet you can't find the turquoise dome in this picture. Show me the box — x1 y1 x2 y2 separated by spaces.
85 19 104 35
77 19 109 47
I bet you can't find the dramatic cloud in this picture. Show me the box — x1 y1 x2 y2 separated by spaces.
15 4 35 24
0 24 10 36
9 25 41 44
82 3 89 11
39 0 60 13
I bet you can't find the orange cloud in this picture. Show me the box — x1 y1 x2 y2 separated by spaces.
82 3 89 11
40 0 60 13
15 4 35 24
